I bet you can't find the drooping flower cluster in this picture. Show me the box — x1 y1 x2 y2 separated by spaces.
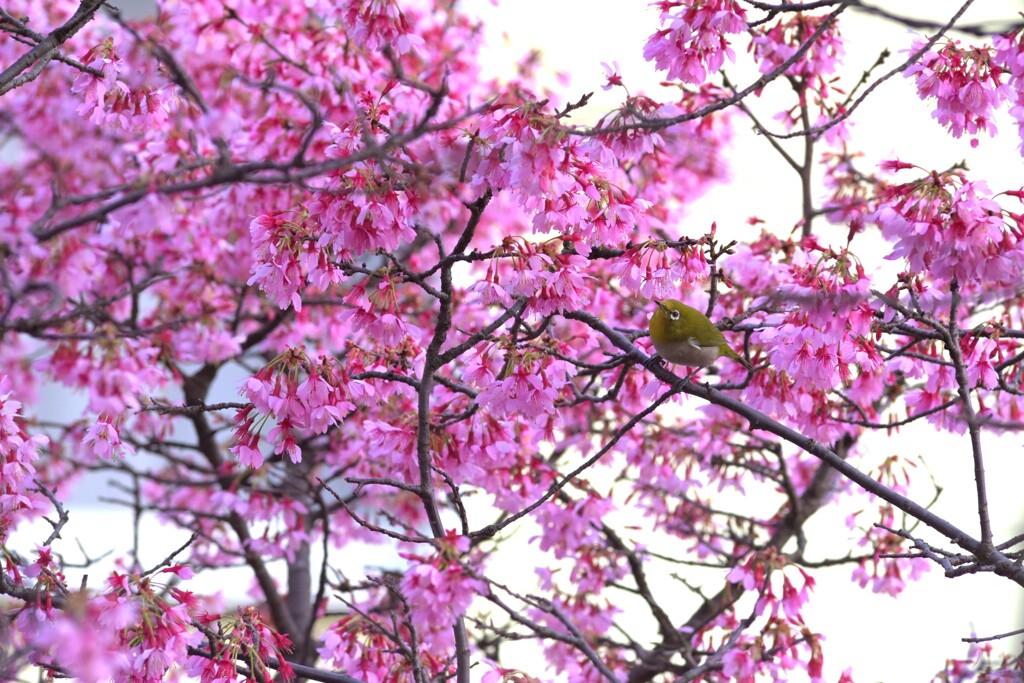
13 558 203 683
0 375 47 542
850 506 931 599
593 91 733 224
42 339 167 415
904 37 1011 146
870 167 1024 290
81 417 135 461
470 104 654 251
71 38 175 131
750 12 852 145
751 12 845 81
722 237 882 443
187 606 295 682
248 210 343 311
609 239 710 299
399 531 487 650
339 276 425 349
331 0 424 54
475 352 576 419
16 554 136 682
232 349 356 467
644 0 748 84
719 552 826 681
318 614 414 682
107 568 201 681
993 29 1024 152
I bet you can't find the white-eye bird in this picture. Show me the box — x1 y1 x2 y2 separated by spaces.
648 299 753 371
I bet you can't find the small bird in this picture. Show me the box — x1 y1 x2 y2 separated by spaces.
648 299 754 372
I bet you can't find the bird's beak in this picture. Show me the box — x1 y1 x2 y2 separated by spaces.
655 301 669 313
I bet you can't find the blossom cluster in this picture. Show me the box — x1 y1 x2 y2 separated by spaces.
12 555 201 682
399 531 487 650
71 38 175 131
994 29 1024 151
233 349 356 467
644 0 748 84
0 376 47 542
870 168 1024 290
248 211 343 311
905 38 1011 145
751 12 845 81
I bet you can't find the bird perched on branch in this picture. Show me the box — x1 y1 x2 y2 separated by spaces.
648 299 754 372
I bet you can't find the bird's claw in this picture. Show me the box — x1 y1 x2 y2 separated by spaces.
642 354 665 370
681 368 702 384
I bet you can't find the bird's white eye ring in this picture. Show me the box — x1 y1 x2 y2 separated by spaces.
669 310 680 320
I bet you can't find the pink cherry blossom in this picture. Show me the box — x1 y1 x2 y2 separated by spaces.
870 170 1024 289
751 12 845 80
644 0 748 85
82 418 135 461
905 37 1011 145
0 3 1021 682
232 350 356 466
0 375 48 542
993 29 1024 152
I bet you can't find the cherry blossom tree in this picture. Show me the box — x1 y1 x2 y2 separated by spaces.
1 1 1023 681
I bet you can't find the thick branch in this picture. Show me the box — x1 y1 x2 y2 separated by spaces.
565 310 1024 587
945 279 993 547
0 0 105 96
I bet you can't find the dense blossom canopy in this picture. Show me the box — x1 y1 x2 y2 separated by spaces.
1 1 1023 682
